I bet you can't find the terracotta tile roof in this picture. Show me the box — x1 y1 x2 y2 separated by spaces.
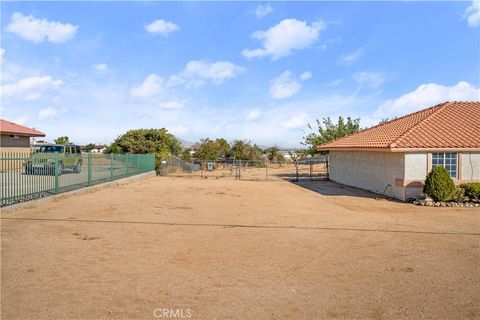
0 119 46 137
317 101 480 151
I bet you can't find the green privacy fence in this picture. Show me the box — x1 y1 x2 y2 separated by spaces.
0 152 155 207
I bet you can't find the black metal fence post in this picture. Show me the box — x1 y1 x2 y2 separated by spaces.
295 160 299 182
265 160 268 181
238 160 241 180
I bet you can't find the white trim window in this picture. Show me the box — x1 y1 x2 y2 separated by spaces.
432 152 457 178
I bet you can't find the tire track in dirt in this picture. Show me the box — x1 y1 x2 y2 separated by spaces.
442 245 479 301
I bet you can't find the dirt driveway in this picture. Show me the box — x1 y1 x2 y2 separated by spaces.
1 177 479 319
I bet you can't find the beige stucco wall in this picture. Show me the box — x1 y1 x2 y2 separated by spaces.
404 153 428 179
328 151 406 200
329 151 480 201
461 153 480 180
403 153 428 199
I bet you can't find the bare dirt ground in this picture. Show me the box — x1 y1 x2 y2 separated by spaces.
1 177 479 319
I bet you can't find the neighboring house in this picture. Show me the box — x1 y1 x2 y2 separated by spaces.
80 145 106 153
317 101 480 200
0 119 46 152
90 145 106 153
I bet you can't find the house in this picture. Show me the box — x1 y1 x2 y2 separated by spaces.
0 119 46 152
80 145 107 154
90 145 106 153
317 101 480 200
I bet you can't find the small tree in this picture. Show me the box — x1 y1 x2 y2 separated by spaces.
85 143 96 152
216 138 230 158
54 136 70 144
229 140 250 160
180 149 193 162
230 140 262 161
195 138 221 161
105 128 182 169
264 145 284 162
423 166 455 201
248 144 263 161
303 116 360 155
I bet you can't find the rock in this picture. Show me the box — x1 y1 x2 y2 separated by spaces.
425 201 434 207
434 202 441 207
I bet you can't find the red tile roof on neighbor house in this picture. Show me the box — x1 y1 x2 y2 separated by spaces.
0 119 46 137
317 101 480 151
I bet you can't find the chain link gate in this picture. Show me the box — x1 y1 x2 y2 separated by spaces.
158 155 329 182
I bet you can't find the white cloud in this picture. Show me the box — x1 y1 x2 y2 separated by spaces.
169 125 189 136
0 48 4 57
270 70 311 100
129 74 164 98
465 1 480 27
373 81 480 119
6 12 78 43
326 79 343 87
1 76 63 100
246 109 262 120
158 100 185 110
130 61 244 104
145 19 179 36
353 72 385 89
10 116 29 125
282 112 310 129
181 60 245 85
270 71 301 99
242 19 325 60
255 4 273 18
300 71 312 81
339 47 363 65
38 107 58 120
92 64 108 71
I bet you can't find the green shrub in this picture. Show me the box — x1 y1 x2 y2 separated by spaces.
423 166 455 201
460 183 480 201
451 186 466 202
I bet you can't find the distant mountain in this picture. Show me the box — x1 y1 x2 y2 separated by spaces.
179 139 194 148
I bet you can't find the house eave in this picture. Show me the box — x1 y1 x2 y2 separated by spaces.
0 131 46 137
317 146 480 153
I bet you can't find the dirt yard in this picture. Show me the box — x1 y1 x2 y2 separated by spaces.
1 177 479 319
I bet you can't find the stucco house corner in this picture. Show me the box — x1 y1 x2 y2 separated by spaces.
317 101 480 200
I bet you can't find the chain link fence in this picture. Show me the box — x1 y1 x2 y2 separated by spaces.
158 156 328 181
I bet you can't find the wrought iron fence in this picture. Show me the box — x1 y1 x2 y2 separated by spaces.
0 152 155 207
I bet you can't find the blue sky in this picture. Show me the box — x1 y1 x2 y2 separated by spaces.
1 1 479 147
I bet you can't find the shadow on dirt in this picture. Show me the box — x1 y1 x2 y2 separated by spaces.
291 179 402 203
